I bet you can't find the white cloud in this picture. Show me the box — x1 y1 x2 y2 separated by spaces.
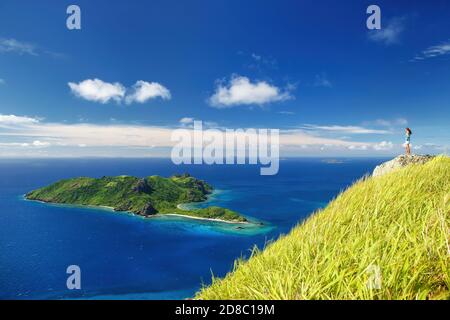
179 117 195 125
0 140 50 148
0 142 30 147
0 38 37 55
209 75 293 107
348 145 369 150
69 79 170 104
314 73 332 88
0 114 40 126
301 124 390 134
242 52 278 70
368 17 405 45
413 40 450 61
280 130 367 148
178 117 219 129
1 121 174 149
10 118 447 157
251 53 262 61
374 118 408 127
125 80 171 104
422 143 447 151
373 141 394 150
410 143 449 152
348 141 396 151
1 115 406 157
68 79 125 104
0 38 64 59
278 111 295 115
32 140 51 147
0 114 371 157
373 141 394 151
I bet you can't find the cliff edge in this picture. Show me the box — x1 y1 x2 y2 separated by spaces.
372 154 435 177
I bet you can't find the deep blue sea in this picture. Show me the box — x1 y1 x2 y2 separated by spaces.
0 158 385 300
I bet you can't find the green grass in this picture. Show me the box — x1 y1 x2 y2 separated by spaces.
197 156 450 300
174 206 248 222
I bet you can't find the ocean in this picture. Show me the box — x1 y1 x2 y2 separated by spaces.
0 158 385 299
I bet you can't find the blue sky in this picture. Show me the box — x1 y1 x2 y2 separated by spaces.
0 0 449 157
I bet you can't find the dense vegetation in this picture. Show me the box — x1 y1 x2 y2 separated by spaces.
197 156 450 299
26 173 247 223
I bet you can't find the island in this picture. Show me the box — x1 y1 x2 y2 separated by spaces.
25 173 249 224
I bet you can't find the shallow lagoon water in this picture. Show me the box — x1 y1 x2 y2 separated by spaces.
0 158 384 299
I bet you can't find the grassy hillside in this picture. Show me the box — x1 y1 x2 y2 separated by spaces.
197 156 450 299
26 174 247 223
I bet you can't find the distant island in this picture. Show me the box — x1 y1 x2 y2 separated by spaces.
26 173 249 224
321 159 345 164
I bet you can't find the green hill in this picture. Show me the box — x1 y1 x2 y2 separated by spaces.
26 173 248 223
197 156 450 300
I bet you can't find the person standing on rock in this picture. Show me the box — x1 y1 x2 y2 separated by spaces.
405 128 412 156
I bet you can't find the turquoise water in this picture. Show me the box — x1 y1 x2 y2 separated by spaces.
0 158 384 299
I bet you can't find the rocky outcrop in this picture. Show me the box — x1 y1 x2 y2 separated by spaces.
372 154 435 177
140 203 157 216
133 179 152 194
